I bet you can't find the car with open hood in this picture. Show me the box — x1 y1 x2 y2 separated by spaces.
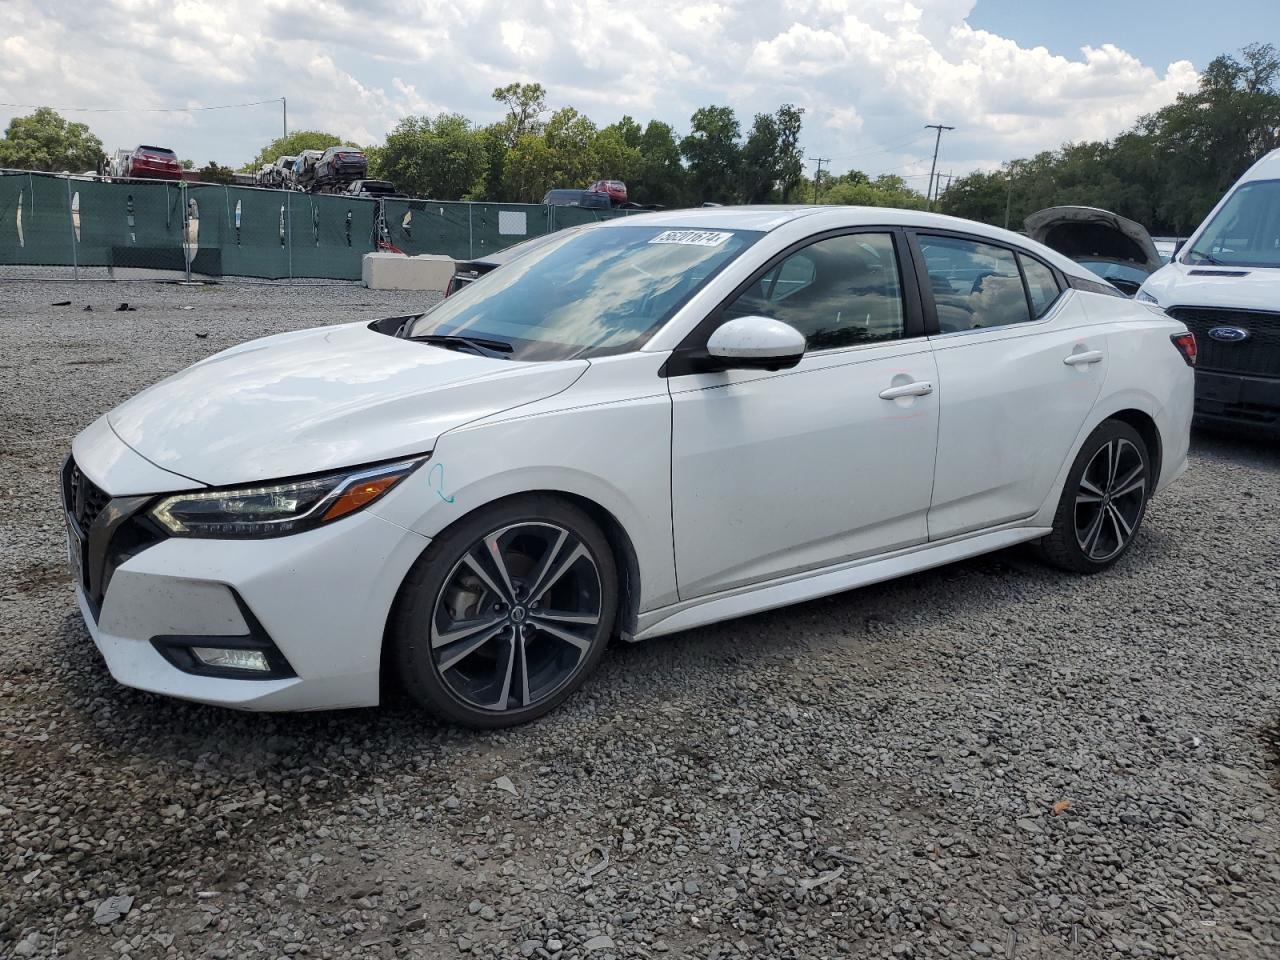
1137 149 1280 437
1025 206 1163 297
63 207 1194 726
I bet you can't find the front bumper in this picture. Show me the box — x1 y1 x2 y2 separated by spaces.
76 506 429 712
1194 370 1280 436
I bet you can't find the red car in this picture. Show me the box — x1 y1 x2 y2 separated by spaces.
588 179 628 206
126 146 183 181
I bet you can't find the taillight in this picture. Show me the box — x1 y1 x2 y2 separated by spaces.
1171 332 1197 366
444 276 458 297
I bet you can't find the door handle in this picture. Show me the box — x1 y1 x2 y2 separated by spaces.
879 381 933 400
1064 350 1104 366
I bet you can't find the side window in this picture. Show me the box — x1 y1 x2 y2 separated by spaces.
724 233 905 349
1019 254 1061 317
919 235 1031 332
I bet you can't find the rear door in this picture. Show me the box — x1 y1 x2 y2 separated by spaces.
910 231 1107 540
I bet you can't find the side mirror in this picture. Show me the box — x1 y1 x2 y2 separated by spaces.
705 316 806 371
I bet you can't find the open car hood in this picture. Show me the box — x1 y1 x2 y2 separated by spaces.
1024 206 1163 274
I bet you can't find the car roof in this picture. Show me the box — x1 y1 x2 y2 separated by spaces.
597 205 1092 278
1239 147 1280 183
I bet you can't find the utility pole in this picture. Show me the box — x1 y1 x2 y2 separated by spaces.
810 157 831 204
924 124 954 211
282 97 288 138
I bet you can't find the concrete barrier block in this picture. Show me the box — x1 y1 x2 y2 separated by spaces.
362 252 455 291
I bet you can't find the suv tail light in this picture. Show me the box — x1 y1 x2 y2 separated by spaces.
1171 331 1197 366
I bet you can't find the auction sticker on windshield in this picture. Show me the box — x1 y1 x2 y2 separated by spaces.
648 230 732 246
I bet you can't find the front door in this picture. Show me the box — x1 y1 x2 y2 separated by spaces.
668 230 939 599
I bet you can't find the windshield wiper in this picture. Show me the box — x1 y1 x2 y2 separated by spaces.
405 333 514 358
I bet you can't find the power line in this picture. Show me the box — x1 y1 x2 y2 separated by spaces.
0 97 285 115
924 123 954 211
809 157 832 203
825 129 931 163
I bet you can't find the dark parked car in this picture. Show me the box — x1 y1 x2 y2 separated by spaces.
123 145 183 181
542 188 611 209
314 146 368 186
1025 206 1162 297
344 179 405 198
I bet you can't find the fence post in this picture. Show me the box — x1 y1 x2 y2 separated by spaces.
64 175 79 281
468 202 474 260
181 182 193 283
286 190 293 280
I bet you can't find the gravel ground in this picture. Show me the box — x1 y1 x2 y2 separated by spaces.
1 279 1278 960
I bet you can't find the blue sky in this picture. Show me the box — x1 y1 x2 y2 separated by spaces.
968 0 1280 71
0 1 1271 186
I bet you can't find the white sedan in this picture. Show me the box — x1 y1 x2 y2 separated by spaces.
63 207 1195 726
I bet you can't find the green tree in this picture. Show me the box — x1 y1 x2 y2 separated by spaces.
491 82 548 147
502 132 558 202
247 130 342 171
372 113 487 199
943 44 1280 235
681 105 741 204
774 104 806 202
0 107 104 172
739 112 781 203
821 172 927 209
544 107 598 186
632 120 687 206
197 161 236 184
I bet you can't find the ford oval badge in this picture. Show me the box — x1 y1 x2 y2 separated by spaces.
1207 326 1249 343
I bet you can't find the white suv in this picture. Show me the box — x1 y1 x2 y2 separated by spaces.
1138 149 1280 437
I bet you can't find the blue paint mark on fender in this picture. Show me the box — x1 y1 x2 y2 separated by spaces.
427 462 456 504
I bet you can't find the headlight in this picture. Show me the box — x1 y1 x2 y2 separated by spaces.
1135 290 1159 305
149 457 425 538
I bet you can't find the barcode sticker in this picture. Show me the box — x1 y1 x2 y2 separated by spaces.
648 230 732 247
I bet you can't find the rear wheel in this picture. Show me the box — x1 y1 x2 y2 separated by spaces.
390 496 617 727
1037 420 1151 573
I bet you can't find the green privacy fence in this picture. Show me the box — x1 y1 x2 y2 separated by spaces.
0 171 630 280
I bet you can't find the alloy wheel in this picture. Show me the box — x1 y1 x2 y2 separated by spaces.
429 522 602 713
1073 438 1146 562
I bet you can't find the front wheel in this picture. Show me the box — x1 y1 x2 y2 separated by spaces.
389 496 618 727
1037 420 1152 573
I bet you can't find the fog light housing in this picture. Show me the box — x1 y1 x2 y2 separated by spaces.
191 647 271 672
150 589 295 681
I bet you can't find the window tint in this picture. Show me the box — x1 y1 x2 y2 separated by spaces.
724 233 905 349
1019 254 1061 316
919 235 1031 332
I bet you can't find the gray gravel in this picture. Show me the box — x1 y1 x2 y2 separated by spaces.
2 279 1279 959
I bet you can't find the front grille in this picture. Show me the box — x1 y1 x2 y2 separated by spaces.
61 457 166 612
1168 307 1280 378
65 459 110 531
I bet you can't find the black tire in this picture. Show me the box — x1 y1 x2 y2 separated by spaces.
389 495 618 728
1037 419 1152 573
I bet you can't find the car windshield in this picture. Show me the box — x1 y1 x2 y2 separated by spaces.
1185 179 1280 267
407 225 761 360
1076 260 1152 283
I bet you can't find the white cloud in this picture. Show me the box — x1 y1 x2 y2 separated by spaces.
0 0 1200 179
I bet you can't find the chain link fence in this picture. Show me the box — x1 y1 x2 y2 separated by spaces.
0 170 630 282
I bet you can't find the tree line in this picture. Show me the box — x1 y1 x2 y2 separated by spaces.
2 43 1277 229
940 43 1280 235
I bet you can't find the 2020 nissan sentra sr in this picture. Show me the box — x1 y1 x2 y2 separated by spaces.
63 207 1195 726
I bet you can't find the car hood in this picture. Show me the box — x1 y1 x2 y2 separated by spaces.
1138 260 1280 312
108 322 587 487
1024 206 1162 274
